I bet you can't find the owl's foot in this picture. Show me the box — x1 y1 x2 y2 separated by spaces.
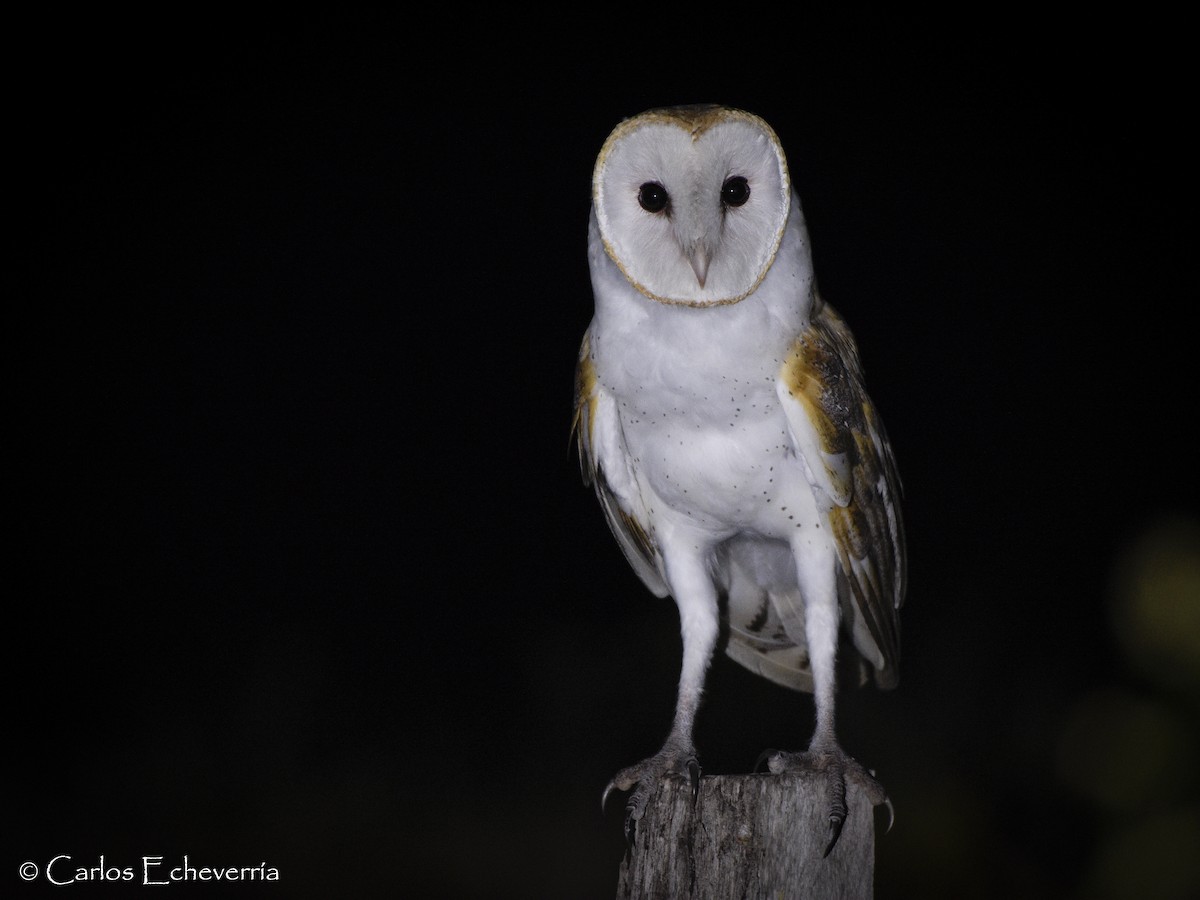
761 744 892 857
602 744 701 842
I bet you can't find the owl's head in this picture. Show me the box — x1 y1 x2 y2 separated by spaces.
592 105 792 308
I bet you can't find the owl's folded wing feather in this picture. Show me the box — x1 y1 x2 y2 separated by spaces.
776 300 906 688
573 331 670 598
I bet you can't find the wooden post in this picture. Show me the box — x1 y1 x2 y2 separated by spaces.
615 771 875 899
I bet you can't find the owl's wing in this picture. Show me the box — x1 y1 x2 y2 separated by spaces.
775 299 906 688
573 330 670 598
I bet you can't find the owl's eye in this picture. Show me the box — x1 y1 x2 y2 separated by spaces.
721 175 751 208
638 182 670 214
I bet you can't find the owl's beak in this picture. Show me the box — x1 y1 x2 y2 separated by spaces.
688 247 710 288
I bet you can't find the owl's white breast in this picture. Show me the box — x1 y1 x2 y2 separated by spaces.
586 199 823 537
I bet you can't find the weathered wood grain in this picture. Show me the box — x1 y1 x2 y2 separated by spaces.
616 771 874 899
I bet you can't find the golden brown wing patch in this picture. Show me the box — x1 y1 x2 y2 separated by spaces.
779 302 906 686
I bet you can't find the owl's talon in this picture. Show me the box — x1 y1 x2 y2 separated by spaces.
601 744 700 840
824 814 845 858
600 779 618 814
766 744 889 856
620 776 658 843
687 757 701 800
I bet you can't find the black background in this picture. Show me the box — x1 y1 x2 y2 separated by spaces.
14 12 1198 899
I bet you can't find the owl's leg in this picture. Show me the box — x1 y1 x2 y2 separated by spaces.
763 539 891 856
603 547 719 841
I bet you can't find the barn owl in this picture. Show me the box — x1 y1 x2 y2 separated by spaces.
574 105 906 856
